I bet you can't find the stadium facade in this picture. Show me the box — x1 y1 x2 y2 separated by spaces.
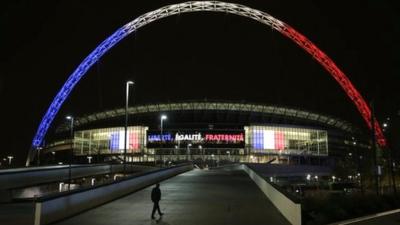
42 101 369 165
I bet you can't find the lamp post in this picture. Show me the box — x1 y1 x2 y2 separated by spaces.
199 145 203 164
160 115 167 166
51 151 56 163
383 118 396 194
124 81 134 175
353 138 364 194
370 101 379 196
7 156 14 165
36 147 42 166
187 144 192 161
66 115 74 191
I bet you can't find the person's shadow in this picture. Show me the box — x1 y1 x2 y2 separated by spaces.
150 216 170 225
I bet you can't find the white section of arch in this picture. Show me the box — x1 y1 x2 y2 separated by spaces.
122 1 285 33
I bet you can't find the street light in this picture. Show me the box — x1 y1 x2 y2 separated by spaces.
51 151 56 163
36 147 43 166
66 115 74 191
187 143 192 161
315 175 320 192
7 156 14 165
382 118 396 194
199 145 203 162
160 115 167 137
159 115 167 166
124 81 134 175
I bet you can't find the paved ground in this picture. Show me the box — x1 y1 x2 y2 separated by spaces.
347 212 400 225
55 168 290 225
0 202 35 225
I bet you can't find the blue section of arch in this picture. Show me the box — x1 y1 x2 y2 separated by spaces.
31 27 128 148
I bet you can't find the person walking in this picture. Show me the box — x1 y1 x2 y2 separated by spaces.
151 183 164 219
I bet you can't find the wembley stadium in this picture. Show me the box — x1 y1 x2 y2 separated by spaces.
40 101 369 166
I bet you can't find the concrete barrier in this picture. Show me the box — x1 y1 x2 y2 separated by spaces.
0 164 154 190
242 164 302 225
34 164 193 225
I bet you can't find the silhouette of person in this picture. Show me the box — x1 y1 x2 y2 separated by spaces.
151 183 164 219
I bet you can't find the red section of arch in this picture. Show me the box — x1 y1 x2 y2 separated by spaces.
280 24 386 147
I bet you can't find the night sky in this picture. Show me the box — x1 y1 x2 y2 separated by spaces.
1 1 399 165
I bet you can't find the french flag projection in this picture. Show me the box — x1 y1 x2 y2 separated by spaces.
110 131 139 152
110 131 123 152
129 132 139 149
274 131 285 150
253 130 285 150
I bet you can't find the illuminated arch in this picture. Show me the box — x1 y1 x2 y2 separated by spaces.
31 1 386 153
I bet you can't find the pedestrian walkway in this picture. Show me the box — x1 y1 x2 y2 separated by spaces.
55 168 291 225
334 210 400 225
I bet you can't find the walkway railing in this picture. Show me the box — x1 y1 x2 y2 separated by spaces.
242 164 302 225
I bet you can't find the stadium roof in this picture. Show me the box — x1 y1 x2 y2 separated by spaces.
57 101 357 133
